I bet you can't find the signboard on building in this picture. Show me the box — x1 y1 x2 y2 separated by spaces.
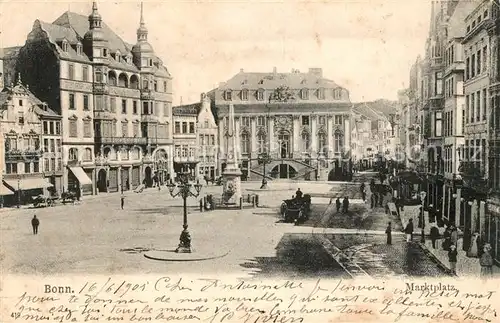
173 105 198 116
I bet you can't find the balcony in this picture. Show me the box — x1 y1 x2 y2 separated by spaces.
5 149 42 161
93 83 109 95
95 136 148 145
146 137 173 145
430 57 443 68
173 156 199 164
141 114 158 123
94 110 116 120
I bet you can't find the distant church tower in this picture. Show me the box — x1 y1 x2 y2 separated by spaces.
83 1 109 63
132 2 155 73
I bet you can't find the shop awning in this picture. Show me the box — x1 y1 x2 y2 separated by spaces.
0 183 14 196
68 167 92 186
4 178 53 191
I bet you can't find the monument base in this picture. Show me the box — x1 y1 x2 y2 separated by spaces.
175 246 192 253
222 166 242 205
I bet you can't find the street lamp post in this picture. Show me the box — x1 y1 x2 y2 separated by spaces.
258 152 271 189
167 172 203 253
17 176 21 208
420 191 427 243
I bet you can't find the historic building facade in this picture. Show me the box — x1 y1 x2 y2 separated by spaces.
197 94 218 180
0 79 57 206
486 0 500 265
172 103 198 180
210 67 352 181
460 0 492 251
10 2 173 194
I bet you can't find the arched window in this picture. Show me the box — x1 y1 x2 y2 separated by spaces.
130 75 139 89
257 89 265 101
241 132 250 154
334 131 343 153
108 71 117 86
68 148 78 161
300 88 309 100
119 147 128 160
257 133 266 153
301 131 310 151
83 148 92 161
118 73 129 87
204 119 209 128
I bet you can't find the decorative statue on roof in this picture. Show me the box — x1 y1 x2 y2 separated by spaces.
270 85 295 103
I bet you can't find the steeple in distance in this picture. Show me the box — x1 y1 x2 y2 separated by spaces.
89 1 102 30
137 2 148 42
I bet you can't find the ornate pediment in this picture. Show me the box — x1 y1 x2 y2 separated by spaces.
274 115 292 130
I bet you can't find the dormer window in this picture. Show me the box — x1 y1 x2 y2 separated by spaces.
317 88 325 100
257 89 265 101
115 50 121 62
149 59 153 67
258 79 264 85
301 79 307 85
61 40 69 52
300 88 309 100
103 49 108 57
224 90 232 101
241 89 249 101
76 43 82 55
333 88 342 100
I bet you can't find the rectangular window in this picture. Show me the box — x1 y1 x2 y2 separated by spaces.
163 81 167 92
319 116 326 125
43 121 48 134
43 139 49 153
477 91 481 122
133 123 139 137
435 72 443 95
68 64 74 80
18 112 24 124
257 116 266 126
175 122 180 134
477 49 482 74
122 122 128 137
182 122 187 133
302 116 309 125
189 122 195 133
56 122 61 135
122 99 127 114
82 66 88 81
142 102 148 114
69 119 77 137
110 97 116 113
25 162 31 174
84 120 91 137
483 46 488 72
471 93 475 122
334 115 343 125
133 101 138 114
435 111 442 137
211 135 215 145
163 103 169 117
83 95 89 110
49 139 55 153
483 89 487 120
471 54 476 78
241 117 250 127
154 81 158 92
44 159 50 172
69 93 75 110
56 139 61 153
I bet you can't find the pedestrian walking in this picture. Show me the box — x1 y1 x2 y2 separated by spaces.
385 222 392 245
31 215 39 235
404 219 414 242
430 223 440 249
120 194 125 210
442 225 452 251
450 225 458 247
342 197 349 213
336 198 341 213
480 244 494 279
448 244 458 275
360 183 366 202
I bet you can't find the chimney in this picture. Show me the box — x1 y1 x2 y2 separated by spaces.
308 68 323 78
240 68 244 73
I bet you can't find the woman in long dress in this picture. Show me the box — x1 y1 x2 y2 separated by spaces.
480 244 494 279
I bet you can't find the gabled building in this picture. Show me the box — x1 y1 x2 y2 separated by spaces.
0 77 59 206
9 2 173 195
197 93 218 180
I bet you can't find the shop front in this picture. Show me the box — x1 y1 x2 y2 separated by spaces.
486 197 500 266
68 167 93 195
132 166 141 189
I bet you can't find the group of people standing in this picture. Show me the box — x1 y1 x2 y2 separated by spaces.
334 197 350 213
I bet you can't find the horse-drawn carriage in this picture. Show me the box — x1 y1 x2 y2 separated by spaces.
32 195 58 208
280 194 311 225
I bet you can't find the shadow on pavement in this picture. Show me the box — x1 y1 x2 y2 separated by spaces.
240 233 351 279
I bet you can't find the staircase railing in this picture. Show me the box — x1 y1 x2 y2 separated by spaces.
249 168 274 180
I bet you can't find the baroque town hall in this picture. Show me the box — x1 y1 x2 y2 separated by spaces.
12 2 173 195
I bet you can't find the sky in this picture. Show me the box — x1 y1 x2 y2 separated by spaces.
0 0 432 105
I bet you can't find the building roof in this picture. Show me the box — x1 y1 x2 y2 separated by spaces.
216 102 352 113
218 69 343 91
0 82 60 117
53 11 131 54
172 103 201 116
353 100 397 120
447 0 480 39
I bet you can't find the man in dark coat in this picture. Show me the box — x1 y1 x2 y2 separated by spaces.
296 188 303 199
342 197 349 213
360 183 366 202
31 215 40 235
385 222 392 245
336 198 341 213
404 219 414 242
430 224 440 249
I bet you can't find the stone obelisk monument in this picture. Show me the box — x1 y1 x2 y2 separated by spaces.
222 104 242 204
